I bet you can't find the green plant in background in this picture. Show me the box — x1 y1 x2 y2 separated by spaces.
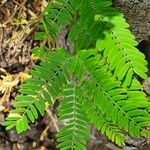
3 0 150 149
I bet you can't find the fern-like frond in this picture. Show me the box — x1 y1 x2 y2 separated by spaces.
95 7 148 82
57 83 89 150
33 0 84 57
77 49 150 137
124 79 150 136
4 46 150 147
67 0 148 81
42 0 81 40
3 0 150 148
3 49 69 133
80 84 125 147
68 0 113 50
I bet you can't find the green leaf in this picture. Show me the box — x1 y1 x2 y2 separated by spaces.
27 110 35 123
16 116 28 134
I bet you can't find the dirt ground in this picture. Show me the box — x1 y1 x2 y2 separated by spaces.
0 0 150 150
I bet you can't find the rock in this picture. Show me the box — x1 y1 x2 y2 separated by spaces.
113 0 150 42
125 137 147 149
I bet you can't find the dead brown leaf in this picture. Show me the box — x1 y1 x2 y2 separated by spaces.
0 71 32 111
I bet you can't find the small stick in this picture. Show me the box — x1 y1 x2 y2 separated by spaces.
45 102 59 132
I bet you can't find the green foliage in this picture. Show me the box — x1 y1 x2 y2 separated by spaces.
3 0 150 149
57 84 89 150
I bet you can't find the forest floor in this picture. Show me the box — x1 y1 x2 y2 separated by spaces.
0 0 150 150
